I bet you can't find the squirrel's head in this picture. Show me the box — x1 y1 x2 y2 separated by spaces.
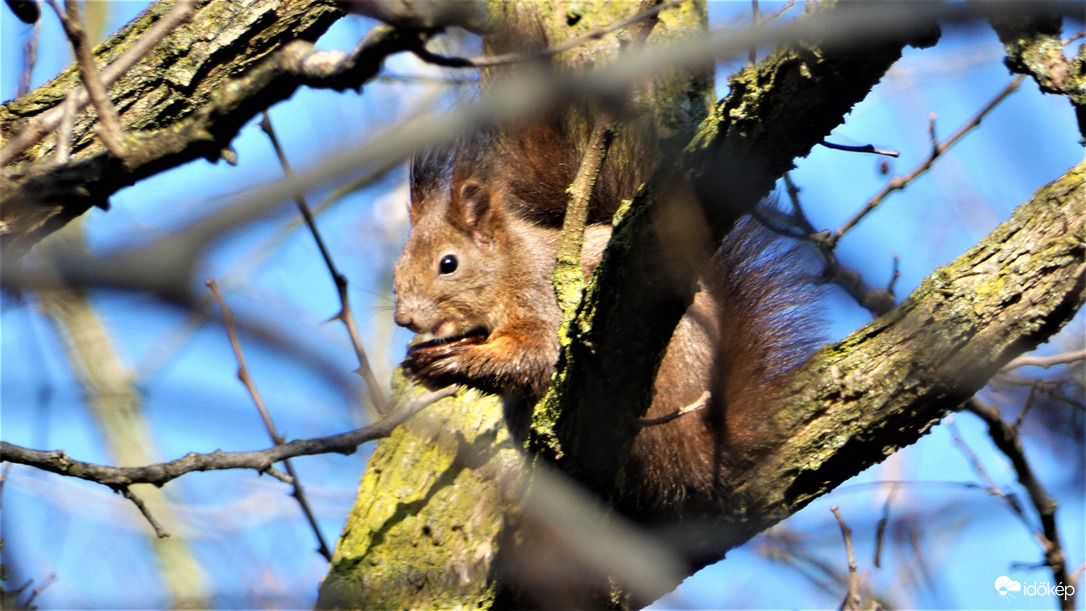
393 177 508 343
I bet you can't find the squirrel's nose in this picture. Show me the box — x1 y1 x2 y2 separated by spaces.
394 303 425 333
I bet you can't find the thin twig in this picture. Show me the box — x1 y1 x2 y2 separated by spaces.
820 139 899 157
749 0 760 65
9 573 57 610
886 254 901 296
117 485 171 538
831 506 862 611
639 391 710 427
411 0 687 69
0 386 456 487
206 278 332 561
47 0 126 156
833 75 1025 242
758 173 897 316
1004 349 1086 370
966 398 1075 610
18 15 43 97
0 0 196 166
873 484 896 569
54 91 79 163
927 112 938 153
1012 383 1040 430
256 112 388 414
763 0 796 23
1072 561 1085 584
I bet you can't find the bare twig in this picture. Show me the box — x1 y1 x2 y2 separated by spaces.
18 15 42 97
833 75 1025 242
0 0 196 165
886 254 901 296
927 112 938 153
206 278 332 561
831 506 862 611
1012 383 1041 430
873 484 897 569
0 386 456 488
1004 349 1086 370
1072 561 1086 584
118 485 171 538
6 573 58 610
757 173 897 316
47 0 127 156
638 391 709 427
947 418 1007 500
966 398 1075 610
256 112 388 414
553 121 614 317
764 0 796 23
820 139 899 157
54 92 79 163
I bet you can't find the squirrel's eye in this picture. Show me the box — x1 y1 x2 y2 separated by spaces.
439 254 458 275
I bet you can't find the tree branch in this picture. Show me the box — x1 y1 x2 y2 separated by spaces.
716 161 1084 562
537 0 942 503
0 385 456 488
0 0 405 257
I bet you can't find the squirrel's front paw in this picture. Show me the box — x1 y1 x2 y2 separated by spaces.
402 336 482 389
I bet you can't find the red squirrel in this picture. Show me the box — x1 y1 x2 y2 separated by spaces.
393 122 818 523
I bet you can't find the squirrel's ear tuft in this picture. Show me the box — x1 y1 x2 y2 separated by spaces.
451 180 498 247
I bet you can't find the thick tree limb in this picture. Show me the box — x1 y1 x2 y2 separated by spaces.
535 0 941 507
718 160 1084 558
0 0 428 257
323 4 1083 609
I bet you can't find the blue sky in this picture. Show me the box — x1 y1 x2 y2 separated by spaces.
2 2 1083 609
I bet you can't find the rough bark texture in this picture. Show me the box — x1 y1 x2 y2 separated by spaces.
322 3 1084 609
318 382 517 609
4 0 1078 609
690 159 1086 564
533 0 940 528
0 0 361 256
320 3 713 608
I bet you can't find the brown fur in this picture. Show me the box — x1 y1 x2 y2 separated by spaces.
393 9 817 525
394 125 818 524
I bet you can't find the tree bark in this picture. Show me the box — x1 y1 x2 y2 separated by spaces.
0 0 400 257
2 1 1079 608
320 3 1083 610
